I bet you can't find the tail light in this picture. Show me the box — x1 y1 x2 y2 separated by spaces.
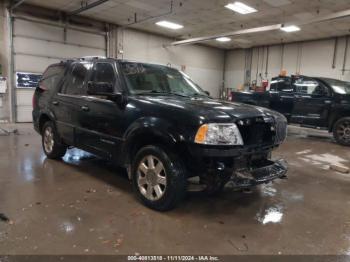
39 81 47 91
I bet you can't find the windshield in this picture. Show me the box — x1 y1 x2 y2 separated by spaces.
120 62 209 97
321 78 350 94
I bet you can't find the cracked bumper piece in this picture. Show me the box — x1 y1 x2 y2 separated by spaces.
231 159 288 188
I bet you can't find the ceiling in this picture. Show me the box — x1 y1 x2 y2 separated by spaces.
25 0 350 49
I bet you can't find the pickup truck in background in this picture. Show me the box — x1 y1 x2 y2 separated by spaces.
231 75 350 146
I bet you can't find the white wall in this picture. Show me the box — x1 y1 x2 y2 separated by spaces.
0 1 10 122
119 29 225 98
225 37 350 90
13 18 107 122
225 49 245 90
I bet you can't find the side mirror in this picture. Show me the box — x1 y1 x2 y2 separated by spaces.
87 81 127 107
204 90 210 96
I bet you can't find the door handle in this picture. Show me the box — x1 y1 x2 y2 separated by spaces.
81 105 89 112
324 100 332 104
52 101 59 106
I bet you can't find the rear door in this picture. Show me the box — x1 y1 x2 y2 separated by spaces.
269 77 294 119
291 77 332 127
34 64 66 123
77 61 124 158
54 62 92 145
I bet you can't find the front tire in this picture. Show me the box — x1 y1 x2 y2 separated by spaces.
333 117 350 146
131 145 187 211
42 121 67 159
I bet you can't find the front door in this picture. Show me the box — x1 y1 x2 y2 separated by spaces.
77 62 124 159
291 77 332 127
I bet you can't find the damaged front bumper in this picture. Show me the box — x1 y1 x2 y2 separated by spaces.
230 159 288 188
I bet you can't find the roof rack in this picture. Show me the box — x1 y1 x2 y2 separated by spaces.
77 56 106 61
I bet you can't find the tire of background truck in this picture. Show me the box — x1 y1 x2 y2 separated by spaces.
333 117 350 146
41 121 67 159
131 145 187 211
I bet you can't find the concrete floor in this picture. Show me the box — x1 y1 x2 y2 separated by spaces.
0 124 349 255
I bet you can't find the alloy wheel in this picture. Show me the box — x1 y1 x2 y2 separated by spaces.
43 126 54 153
137 155 167 201
337 120 350 144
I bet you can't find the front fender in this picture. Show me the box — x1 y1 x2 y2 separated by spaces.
121 117 188 164
124 116 187 144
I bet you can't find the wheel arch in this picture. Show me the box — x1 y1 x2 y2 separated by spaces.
38 113 54 133
121 118 188 177
329 111 350 132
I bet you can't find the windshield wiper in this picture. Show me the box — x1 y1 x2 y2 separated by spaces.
190 93 209 98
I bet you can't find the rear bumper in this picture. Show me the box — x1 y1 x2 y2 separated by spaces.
230 159 288 188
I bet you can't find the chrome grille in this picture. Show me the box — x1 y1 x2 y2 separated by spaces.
236 117 274 145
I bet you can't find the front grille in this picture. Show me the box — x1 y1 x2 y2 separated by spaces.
236 117 274 145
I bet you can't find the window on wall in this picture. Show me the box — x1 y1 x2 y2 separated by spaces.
16 72 42 89
62 62 91 95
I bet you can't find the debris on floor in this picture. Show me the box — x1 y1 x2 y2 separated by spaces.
86 188 96 193
0 213 9 222
0 128 10 136
330 164 350 174
296 149 312 155
0 213 13 224
227 239 249 252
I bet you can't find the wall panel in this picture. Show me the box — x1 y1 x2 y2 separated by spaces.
13 18 106 122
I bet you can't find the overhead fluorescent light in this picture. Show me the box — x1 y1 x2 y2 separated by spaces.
225 2 257 14
155 21 183 30
216 37 231 42
280 25 300 32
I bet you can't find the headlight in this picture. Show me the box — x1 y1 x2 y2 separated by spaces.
194 123 244 145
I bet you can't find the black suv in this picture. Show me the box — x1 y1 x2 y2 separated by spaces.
232 75 350 146
33 57 288 211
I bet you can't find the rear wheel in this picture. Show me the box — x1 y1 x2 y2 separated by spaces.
333 117 350 146
131 145 186 211
42 121 67 159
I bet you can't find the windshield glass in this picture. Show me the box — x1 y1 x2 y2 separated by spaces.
322 78 350 94
120 62 208 97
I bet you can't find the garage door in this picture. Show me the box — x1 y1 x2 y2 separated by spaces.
13 18 106 122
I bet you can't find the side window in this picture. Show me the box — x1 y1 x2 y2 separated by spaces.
62 62 90 95
40 65 65 91
91 63 116 85
270 78 293 92
294 78 329 96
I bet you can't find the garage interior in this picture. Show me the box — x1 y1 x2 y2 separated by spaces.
0 0 350 256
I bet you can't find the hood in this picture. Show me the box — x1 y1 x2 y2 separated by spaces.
140 95 279 122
